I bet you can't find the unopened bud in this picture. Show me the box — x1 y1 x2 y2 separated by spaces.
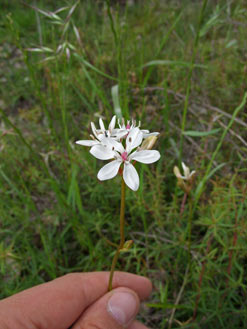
120 240 134 252
173 166 181 179
140 136 158 150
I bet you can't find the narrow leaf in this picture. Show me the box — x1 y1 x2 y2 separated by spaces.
111 85 122 118
183 128 221 137
143 60 207 69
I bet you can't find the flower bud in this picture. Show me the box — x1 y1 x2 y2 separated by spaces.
140 136 158 150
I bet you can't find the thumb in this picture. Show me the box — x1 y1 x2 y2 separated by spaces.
72 287 140 329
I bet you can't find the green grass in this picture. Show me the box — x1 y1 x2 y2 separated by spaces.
1 0 247 328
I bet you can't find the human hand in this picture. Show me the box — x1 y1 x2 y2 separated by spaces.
0 271 152 329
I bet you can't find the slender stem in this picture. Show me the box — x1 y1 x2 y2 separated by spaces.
106 0 118 46
119 177 126 246
108 249 121 291
108 177 126 291
180 192 188 216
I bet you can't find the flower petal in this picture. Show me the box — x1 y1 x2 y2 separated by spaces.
126 127 143 153
98 137 125 154
108 139 125 153
108 115 116 133
190 170 196 178
123 162 139 191
173 166 182 179
76 140 99 147
99 118 105 131
97 160 122 181
91 122 98 138
130 150 160 164
97 133 105 141
182 162 190 179
114 129 128 140
90 145 115 160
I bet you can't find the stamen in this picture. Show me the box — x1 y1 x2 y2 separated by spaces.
129 137 132 143
90 134 96 141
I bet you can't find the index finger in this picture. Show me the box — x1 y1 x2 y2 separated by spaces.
0 271 152 329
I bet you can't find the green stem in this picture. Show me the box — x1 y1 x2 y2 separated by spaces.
108 249 121 291
108 177 126 291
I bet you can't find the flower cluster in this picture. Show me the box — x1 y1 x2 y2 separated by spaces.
173 162 196 181
76 116 160 191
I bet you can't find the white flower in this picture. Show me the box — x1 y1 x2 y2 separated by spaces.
115 118 159 140
75 115 117 147
173 162 196 181
92 127 160 191
76 116 161 191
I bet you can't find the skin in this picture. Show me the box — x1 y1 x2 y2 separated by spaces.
0 271 152 329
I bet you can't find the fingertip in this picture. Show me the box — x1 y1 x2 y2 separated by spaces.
107 287 140 326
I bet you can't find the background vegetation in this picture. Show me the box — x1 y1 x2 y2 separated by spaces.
0 0 247 328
